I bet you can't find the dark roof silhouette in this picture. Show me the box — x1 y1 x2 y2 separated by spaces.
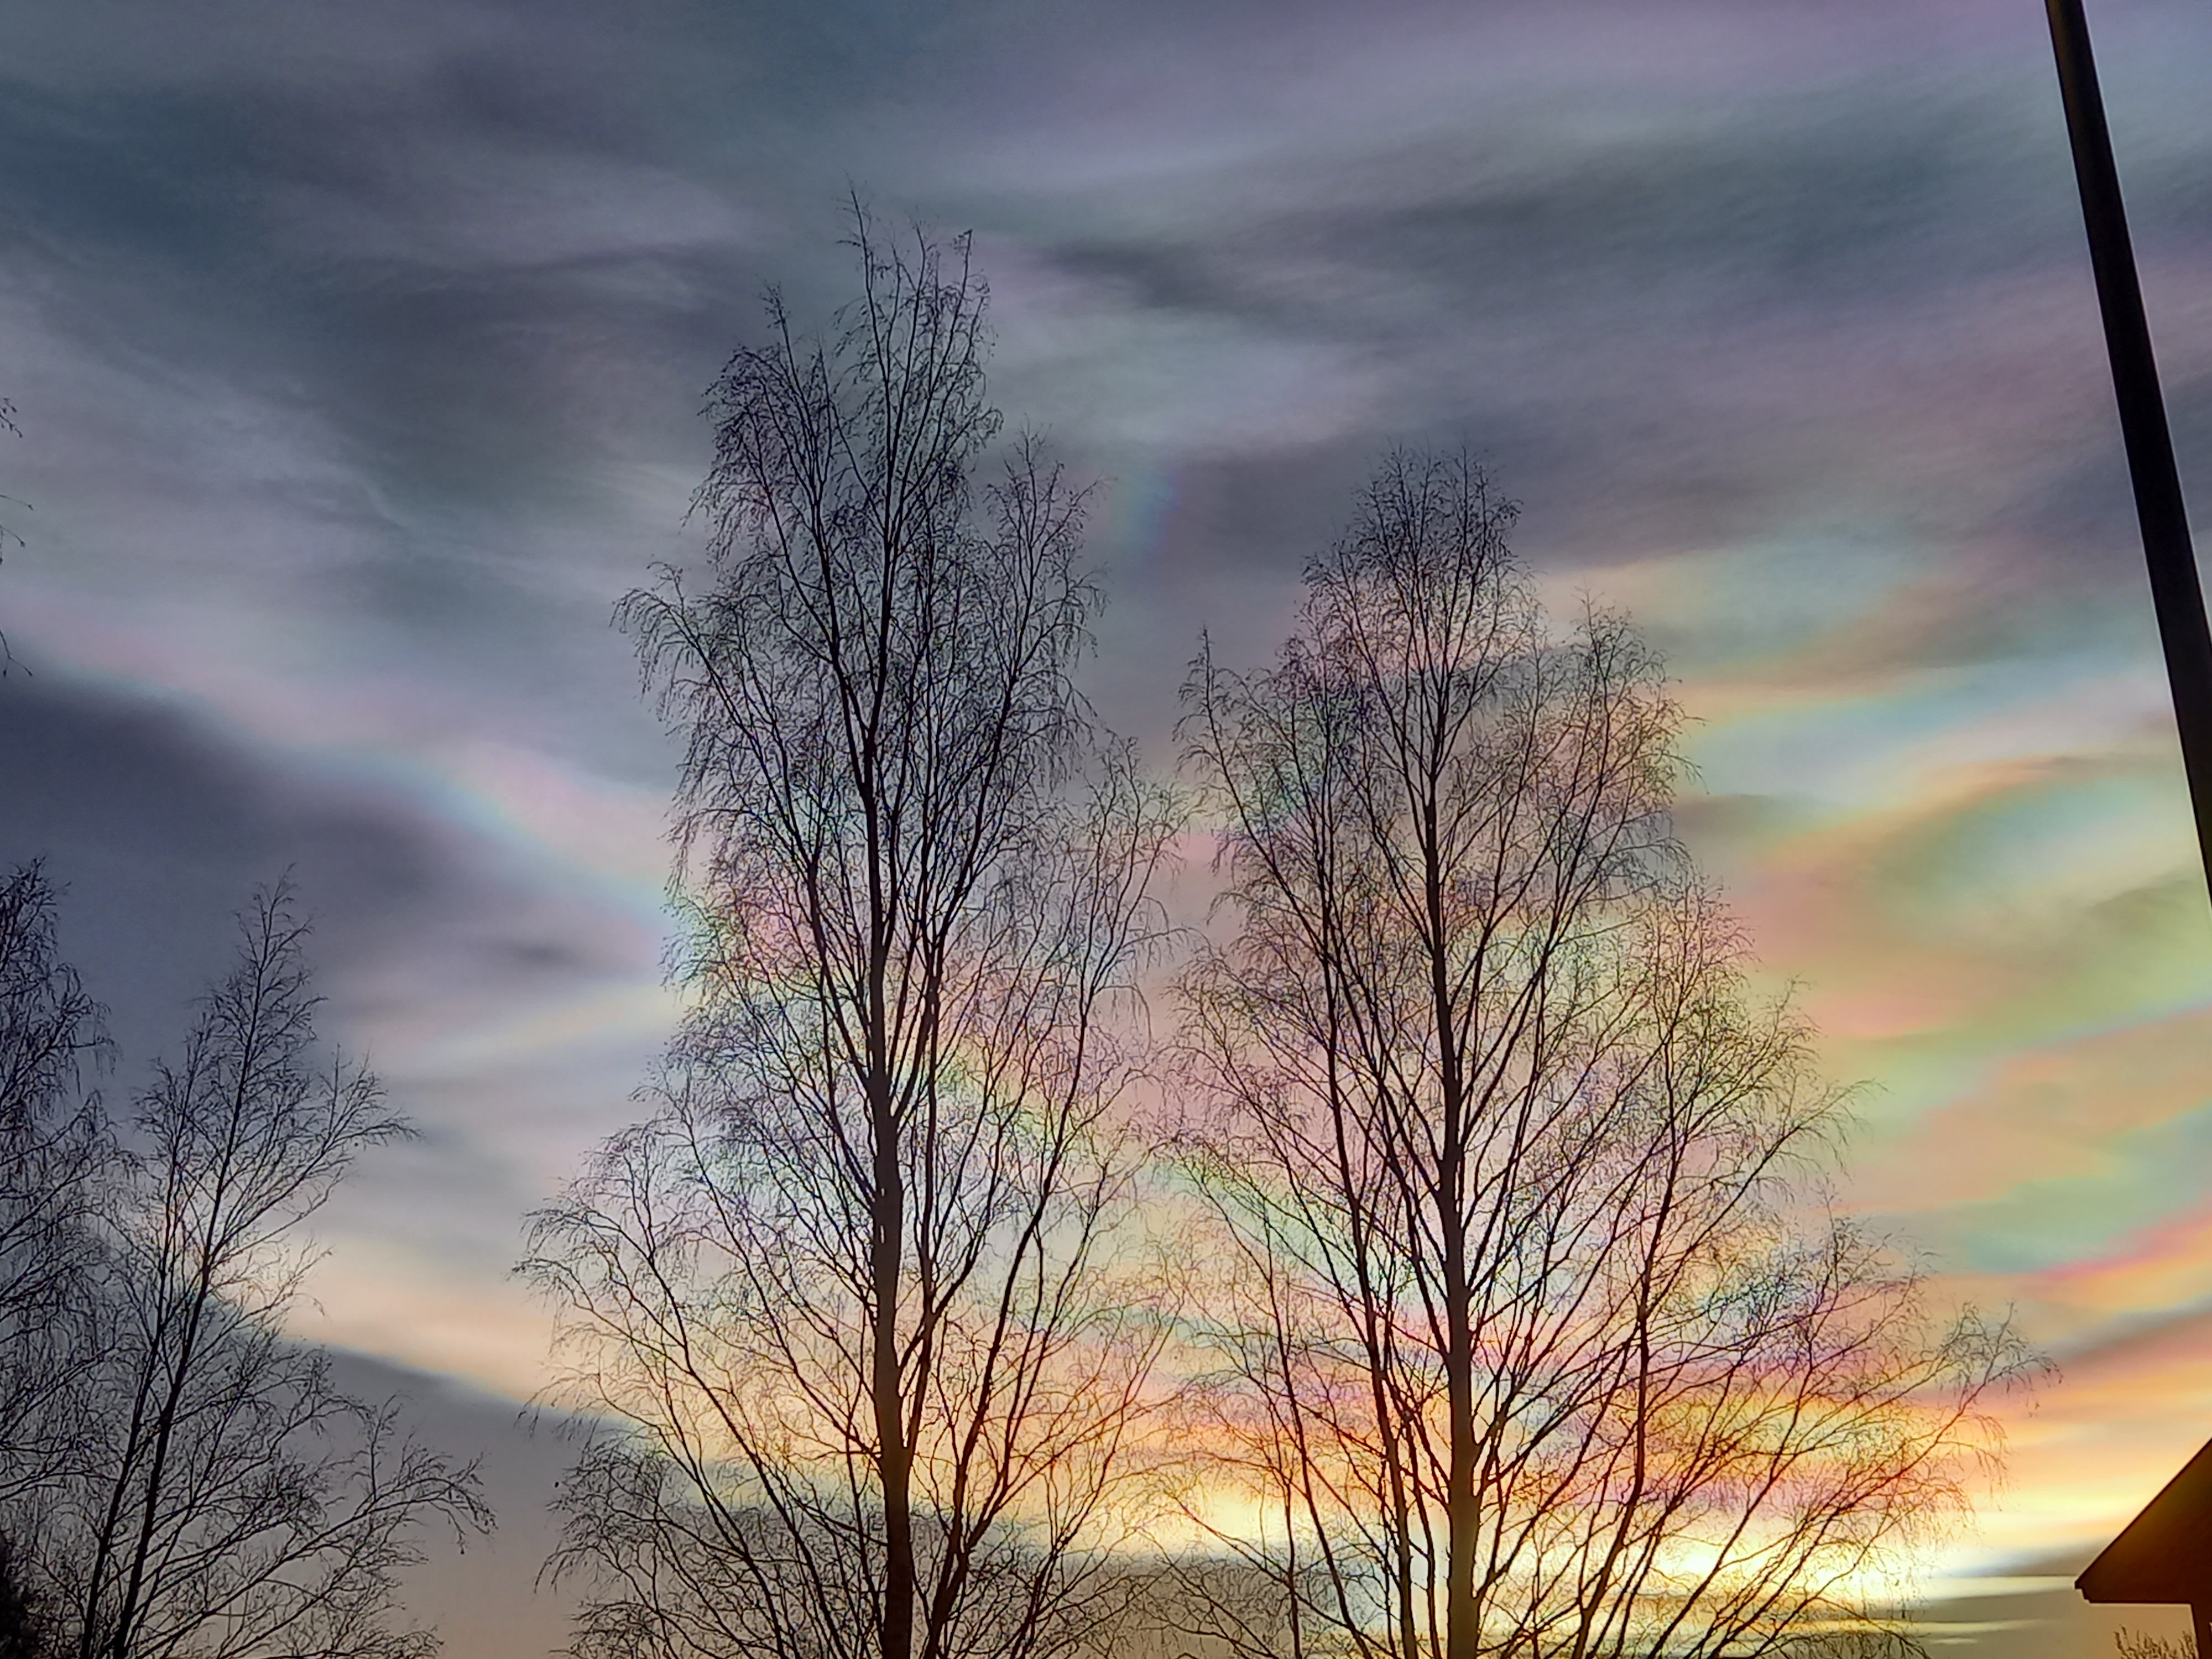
2080 1436 2212 1604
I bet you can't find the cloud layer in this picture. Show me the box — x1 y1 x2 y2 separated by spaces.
6 2 2212 1651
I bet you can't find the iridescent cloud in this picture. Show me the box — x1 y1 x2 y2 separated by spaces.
6 2 2212 1652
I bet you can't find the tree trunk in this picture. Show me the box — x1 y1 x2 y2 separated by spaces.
1431 817 1479 1659
1442 1193 1477 1659
872 1065 915 1659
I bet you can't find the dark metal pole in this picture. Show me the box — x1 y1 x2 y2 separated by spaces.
2045 0 2212 903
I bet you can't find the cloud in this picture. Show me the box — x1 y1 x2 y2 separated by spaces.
8 3 2212 1649
0 672 674 1394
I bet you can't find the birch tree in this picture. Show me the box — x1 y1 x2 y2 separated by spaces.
529 212 1177 1659
1173 451 2028 1659
0 862 109 1629
33 882 490 1659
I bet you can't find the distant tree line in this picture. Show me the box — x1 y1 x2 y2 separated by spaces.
0 869 491 1659
527 212 2037 1659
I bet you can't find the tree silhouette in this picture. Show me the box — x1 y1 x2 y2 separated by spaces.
1170 450 2031 1659
0 879 492 1659
0 1531 53 1659
0 863 110 1536
528 210 1178 1659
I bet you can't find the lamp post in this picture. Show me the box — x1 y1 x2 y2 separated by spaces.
2043 0 2212 903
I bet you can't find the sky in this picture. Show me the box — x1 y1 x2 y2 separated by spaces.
4 0 2212 1652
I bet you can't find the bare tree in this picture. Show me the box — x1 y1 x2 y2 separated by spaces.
1171 451 2030 1659
526 210 1178 1659
2114 1634 2193 1659
25 881 491 1659
0 1531 55 1659
0 862 111 1530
